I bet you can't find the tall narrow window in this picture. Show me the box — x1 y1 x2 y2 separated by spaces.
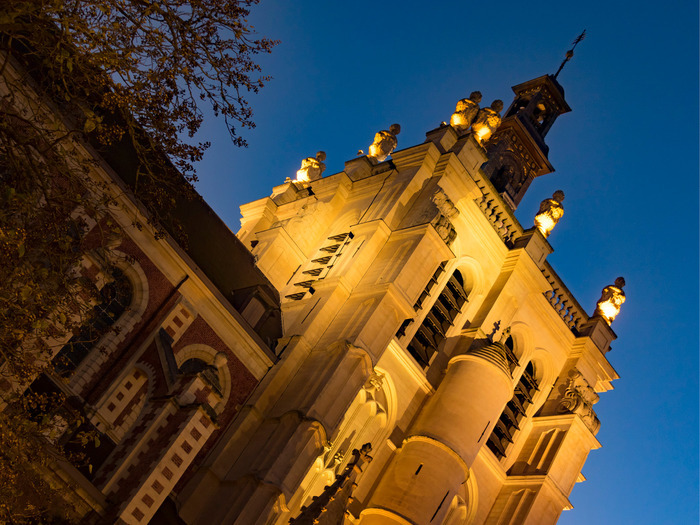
407 270 468 367
487 361 539 459
54 268 133 375
503 336 519 373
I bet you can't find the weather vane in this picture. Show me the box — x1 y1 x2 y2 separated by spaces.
553 30 586 79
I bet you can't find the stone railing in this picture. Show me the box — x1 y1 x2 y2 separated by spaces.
541 262 589 334
472 169 523 247
469 167 587 335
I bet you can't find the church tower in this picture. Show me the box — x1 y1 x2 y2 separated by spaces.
482 74 570 209
178 68 623 525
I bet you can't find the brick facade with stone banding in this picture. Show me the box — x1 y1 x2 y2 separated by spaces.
68 200 281 524
42 188 281 524
0 54 283 523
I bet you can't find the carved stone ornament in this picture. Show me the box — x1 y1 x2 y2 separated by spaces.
295 151 327 183
328 451 344 470
432 188 459 219
471 100 504 143
363 371 385 393
485 130 539 199
432 214 457 245
289 443 373 525
367 123 400 163
450 91 482 134
558 371 601 434
593 277 626 325
534 190 565 237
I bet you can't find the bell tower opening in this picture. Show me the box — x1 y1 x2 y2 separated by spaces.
481 74 571 210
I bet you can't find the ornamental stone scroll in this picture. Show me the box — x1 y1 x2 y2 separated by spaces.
557 370 601 434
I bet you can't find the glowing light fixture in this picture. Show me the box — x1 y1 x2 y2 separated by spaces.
593 277 626 325
367 124 400 163
295 168 310 183
473 124 491 142
534 191 565 237
294 151 326 183
471 99 503 144
534 213 556 236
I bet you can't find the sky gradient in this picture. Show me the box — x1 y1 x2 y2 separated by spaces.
191 2 699 523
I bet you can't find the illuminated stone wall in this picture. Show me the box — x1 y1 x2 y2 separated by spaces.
177 78 619 525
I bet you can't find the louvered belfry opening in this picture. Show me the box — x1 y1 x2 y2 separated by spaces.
286 232 353 301
407 269 468 368
487 352 539 460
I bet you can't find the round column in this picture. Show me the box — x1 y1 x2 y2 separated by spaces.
359 342 513 525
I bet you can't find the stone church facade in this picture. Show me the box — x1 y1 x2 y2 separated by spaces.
176 73 623 525
3 44 623 524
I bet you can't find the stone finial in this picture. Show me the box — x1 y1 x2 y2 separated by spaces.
367 124 400 163
471 99 503 143
450 91 482 134
534 190 565 237
593 277 626 325
295 151 327 183
498 326 512 344
214 352 228 368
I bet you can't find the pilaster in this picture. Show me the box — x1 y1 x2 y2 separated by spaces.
484 415 599 525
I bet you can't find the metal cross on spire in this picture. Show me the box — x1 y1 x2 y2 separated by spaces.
488 320 501 342
553 30 587 79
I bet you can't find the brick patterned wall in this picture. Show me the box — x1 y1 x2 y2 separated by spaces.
171 317 260 490
118 407 215 524
81 236 178 403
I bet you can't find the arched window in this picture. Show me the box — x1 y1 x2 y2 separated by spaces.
503 336 519 374
407 269 468 368
54 268 132 375
487 361 539 460
179 358 222 396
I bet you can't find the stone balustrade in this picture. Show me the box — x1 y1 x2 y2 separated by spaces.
474 190 523 248
541 263 588 334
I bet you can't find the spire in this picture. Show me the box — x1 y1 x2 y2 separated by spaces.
481 72 571 209
553 30 586 79
480 35 582 210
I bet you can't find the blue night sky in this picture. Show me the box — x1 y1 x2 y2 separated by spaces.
191 1 699 523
